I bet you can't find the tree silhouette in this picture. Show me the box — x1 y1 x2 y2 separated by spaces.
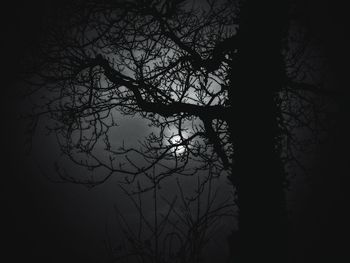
22 0 337 262
107 167 235 263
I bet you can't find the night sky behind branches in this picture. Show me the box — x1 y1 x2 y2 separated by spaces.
2 0 350 262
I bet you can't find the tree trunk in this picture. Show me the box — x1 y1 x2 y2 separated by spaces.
228 1 289 262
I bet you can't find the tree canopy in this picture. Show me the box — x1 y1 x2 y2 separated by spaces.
21 1 338 262
23 0 332 188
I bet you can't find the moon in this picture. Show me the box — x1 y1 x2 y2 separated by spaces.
169 134 186 155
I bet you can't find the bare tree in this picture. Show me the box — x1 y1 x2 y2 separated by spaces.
21 0 337 262
106 166 235 263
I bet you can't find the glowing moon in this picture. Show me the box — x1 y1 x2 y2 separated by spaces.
169 134 186 155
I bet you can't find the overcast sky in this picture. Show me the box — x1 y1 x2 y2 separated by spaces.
2 0 350 262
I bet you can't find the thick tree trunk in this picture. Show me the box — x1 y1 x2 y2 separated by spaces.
228 1 289 262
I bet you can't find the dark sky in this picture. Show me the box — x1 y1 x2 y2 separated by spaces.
2 2 120 262
286 1 350 262
2 1 350 262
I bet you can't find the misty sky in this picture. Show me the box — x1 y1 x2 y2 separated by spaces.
2 0 350 262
